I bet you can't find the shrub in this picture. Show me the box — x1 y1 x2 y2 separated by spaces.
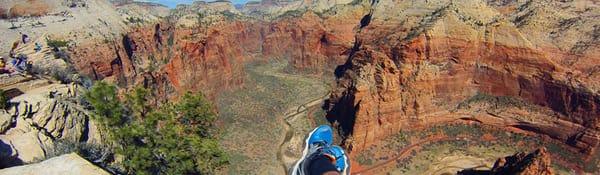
46 140 115 171
0 89 7 109
125 17 144 24
279 10 305 18
47 38 69 48
167 33 174 46
221 11 238 20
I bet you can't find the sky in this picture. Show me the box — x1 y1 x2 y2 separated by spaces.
135 0 252 8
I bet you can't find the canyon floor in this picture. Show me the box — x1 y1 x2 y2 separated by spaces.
352 123 581 174
215 59 330 174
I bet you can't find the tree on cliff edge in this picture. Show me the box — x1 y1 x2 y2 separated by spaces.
85 82 228 175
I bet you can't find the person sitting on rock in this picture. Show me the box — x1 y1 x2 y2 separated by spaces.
12 54 28 73
291 125 349 175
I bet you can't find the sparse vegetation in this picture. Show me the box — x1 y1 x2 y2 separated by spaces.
279 10 305 18
0 89 8 109
167 33 174 46
46 38 69 48
584 149 600 173
220 11 239 21
85 82 228 174
217 60 327 174
45 140 114 171
456 92 529 110
357 151 374 165
355 123 571 174
125 17 144 24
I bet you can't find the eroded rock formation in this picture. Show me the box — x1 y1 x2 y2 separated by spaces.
326 0 600 157
490 148 554 175
0 78 101 168
70 2 363 99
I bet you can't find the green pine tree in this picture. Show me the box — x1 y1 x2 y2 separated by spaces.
85 82 228 175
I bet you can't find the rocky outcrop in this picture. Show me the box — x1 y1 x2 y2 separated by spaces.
490 148 554 175
0 81 101 168
326 0 600 156
0 153 110 175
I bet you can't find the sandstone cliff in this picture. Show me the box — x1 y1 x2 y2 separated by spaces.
326 0 600 158
69 1 364 99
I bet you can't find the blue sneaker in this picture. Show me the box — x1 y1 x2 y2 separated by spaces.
291 125 334 175
306 125 333 147
327 145 349 174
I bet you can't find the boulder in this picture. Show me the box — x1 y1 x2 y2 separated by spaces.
0 83 101 167
0 110 14 133
0 153 110 175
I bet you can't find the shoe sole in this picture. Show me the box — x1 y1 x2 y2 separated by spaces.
290 126 320 175
340 148 349 175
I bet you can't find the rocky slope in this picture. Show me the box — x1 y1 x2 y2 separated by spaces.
326 0 600 159
0 0 168 56
0 153 110 175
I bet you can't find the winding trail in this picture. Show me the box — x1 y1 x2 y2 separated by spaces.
353 136 456 174
248 60 332 173
276 93 330 173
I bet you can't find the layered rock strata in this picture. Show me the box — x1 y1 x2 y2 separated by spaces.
326 0 600 157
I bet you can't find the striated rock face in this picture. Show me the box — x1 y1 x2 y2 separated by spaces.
326 0 600 155
69 2 364 99
0 153 110 175
60 0 600 162
0 82 101 167
490 148 554 175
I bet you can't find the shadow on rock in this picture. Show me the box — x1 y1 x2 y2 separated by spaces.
0 140 23 168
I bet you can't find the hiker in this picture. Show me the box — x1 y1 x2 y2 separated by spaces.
291 125 349 175
22 34 30 44
34 42 42 52
67 74 80 97
12 54 28 72
10 41 19 58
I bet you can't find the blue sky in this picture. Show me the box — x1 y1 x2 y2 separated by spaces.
136 0 252 8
